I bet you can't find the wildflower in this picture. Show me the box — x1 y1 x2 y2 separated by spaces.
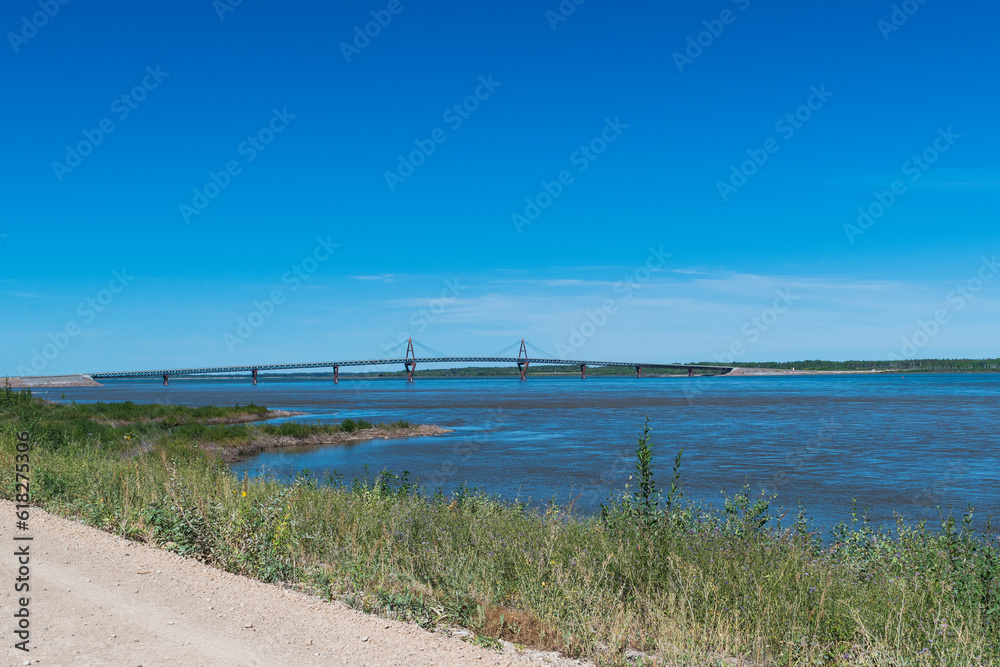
242 491 247 498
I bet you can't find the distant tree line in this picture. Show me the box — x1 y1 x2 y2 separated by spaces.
705 358 1000 372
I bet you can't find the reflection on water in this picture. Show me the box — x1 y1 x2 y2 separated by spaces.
52 373 1000 531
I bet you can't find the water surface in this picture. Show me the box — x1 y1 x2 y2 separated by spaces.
50 373 1000 532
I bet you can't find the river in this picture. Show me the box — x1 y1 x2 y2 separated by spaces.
49 373 999 533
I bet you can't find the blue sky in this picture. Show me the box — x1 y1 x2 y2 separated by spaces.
2 0 998 375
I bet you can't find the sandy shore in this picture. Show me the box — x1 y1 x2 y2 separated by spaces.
5 375 102 388
0 500 588 666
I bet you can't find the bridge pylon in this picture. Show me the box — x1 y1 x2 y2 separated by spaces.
580 363 586 379
252 368 258 385
517 339 529 380
404 337 416 382
333 364 339 383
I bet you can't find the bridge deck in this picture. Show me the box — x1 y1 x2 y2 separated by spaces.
89 357 733 379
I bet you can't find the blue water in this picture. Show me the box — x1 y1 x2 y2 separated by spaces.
50 373 1000 533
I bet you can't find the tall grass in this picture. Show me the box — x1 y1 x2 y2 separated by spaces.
1 387 997 665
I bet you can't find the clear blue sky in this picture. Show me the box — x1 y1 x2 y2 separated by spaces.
2 0 998 375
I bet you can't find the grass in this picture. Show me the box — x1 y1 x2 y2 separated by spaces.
67 400 272 423
1 386 997 665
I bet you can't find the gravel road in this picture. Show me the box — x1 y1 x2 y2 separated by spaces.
1 500 589 666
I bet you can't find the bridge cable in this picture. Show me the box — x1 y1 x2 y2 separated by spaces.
410 339 447 358
489 341 521 358
524 340 556 360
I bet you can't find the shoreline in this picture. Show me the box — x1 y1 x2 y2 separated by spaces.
91 408 306 427
212 424 452 463
2 391 995 663
5 374 103 387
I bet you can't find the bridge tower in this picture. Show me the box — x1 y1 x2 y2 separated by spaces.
332 364 339 383
404 337 416 382
252 368 258 385
517 339 529 381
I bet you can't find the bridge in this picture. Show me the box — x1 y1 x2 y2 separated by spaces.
88 340 734 385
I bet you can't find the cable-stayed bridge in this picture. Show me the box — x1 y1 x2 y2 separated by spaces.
88 339 734 385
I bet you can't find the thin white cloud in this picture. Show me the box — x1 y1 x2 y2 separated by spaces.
352 274 399 283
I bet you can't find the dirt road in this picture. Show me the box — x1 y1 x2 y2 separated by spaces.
0 501 585 666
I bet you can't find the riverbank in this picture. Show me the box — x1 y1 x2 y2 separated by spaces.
212 423 451 463
0 499 580 667
5 374 102 387
1 387 997 665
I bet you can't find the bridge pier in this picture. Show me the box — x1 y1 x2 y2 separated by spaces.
517 338 528 380
162 373 169 386
688 368 693 377
252 368 258 385
405 337 416 382
635 365 642 378
333 365 339 383
580 363 586 379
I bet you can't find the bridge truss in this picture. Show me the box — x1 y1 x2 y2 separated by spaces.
88 339 733 385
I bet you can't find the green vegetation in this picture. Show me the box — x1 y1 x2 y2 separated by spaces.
66 400 271 423
0 392 404 453
2 386 997 665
